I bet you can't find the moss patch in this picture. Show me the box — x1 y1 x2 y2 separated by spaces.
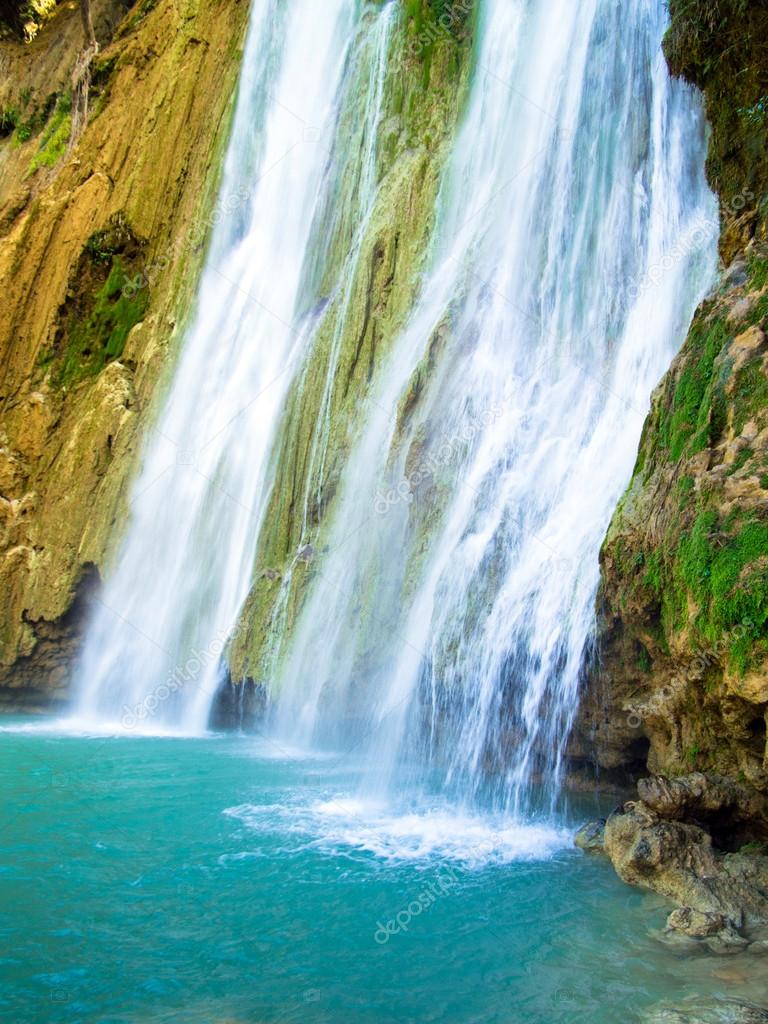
657 312 731 461
28 91 71 172
41 213 148 388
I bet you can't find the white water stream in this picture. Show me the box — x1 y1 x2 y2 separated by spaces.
73 0 717 816
271 0 718 812
73 0 384 732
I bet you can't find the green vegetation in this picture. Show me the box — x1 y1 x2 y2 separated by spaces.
0 87 57 146
668 509 768 670
0 0 60 40
89 56 119 120
606 237 768 681
747 250 768 292
119 0 160 37
726 447 754 476
658 312 731 460
685 743 701 764
28 92 71 173
637 644 652 673
51 260 147 386
0 108 19 138
403 0 473 86
733 363 768 434
40 217 149 388
664 0 768 255
677 474 695 508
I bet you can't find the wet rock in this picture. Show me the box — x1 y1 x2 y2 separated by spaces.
722 259 749 289
666 907 728 938
574 819 606 852
637 774 768 832
643 1003 768 1024
706 929 750 956
604 800 768 935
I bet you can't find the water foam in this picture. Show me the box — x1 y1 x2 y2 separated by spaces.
224 796 569 865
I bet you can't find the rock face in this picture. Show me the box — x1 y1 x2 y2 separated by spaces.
0 0 475 708
225 6 474 691
575 0 768 867
0 0 249 704
643 1004 768 1024
578 260 768 793
575 775 768 954
605 799 768 929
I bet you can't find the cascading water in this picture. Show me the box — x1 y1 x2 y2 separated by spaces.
271 0 719 813
73 0 395 732
71 0 718 823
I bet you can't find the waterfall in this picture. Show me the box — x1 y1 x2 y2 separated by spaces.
71 0 718 820
271 0 718 812
73 0 395 732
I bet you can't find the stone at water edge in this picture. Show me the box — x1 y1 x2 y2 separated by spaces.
574 819 606 852
603 798 768 953
642 1004 768 1024
666 907 728 938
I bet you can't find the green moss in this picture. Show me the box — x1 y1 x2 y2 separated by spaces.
677 474 695 509
747 251 768 291
732 362 768 435
643 550 663 595
685 743 701 764
42 221 149 388
52 260 147 386
28 92 71 173
0 108 19 138
659 315 731 460
678 510 717 601
676 510 768 668
87 55 119 120
726 447 754 476
637 644 652 673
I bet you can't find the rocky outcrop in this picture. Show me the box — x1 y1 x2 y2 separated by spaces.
643 1003 768 1024
577 773 768 955
579 0 768 940
226 4 474 691
0 0 249 700
574 254 768 795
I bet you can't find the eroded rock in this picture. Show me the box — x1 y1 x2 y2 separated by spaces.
574 818 606 852
604 796 768 941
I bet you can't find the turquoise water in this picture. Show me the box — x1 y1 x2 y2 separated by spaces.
0 725 763 1024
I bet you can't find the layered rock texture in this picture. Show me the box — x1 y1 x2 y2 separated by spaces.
0 0 249 707
217 3 474 710
578 0 768 796
578 773 768 954
0 0 475 712
577 0 768 939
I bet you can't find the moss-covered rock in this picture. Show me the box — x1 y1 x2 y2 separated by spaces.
227 3 474 689
584 0 768 830
664 0 768 262
0 0 249 694
582 255 768 792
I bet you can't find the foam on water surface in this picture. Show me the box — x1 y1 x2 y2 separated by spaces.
224 793 570 865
